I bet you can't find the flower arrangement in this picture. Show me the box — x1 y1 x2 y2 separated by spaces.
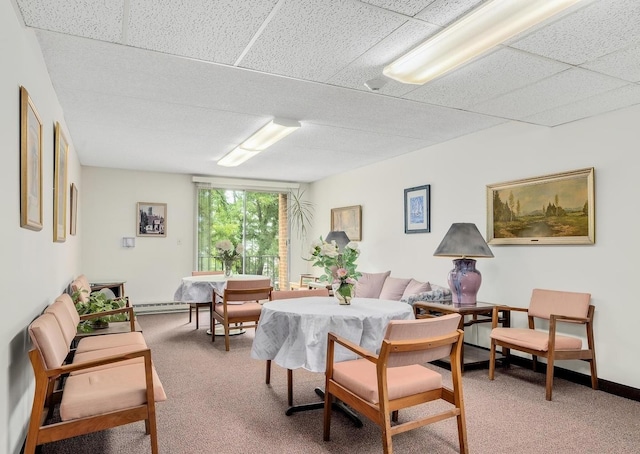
308 238 361 304
216 239 243 275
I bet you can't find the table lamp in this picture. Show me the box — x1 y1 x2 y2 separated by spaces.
325 231 350 251
433 223 494 306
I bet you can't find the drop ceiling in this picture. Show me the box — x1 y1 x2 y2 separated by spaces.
12 0 640 182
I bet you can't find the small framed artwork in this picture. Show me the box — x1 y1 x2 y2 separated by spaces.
331 205 362 241
20 86 43 231
137 202 167 237
487 167 595 245
53 122 68 242
404 185 430 234
70 183 78 236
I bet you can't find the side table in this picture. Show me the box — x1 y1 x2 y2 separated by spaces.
413 301 510 372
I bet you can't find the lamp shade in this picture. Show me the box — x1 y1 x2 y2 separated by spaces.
433 223 494 258
325 231 350 251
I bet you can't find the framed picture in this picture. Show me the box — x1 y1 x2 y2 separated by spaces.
53 122 68 242
404 185 430 234
331 205 362 241
137 202 167 237
486 167 595 245
20 86 43 231
70 183 78 236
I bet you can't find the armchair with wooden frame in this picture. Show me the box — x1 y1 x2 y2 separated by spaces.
211 278 272 351
264 288 330 405
489 288 597 401
323 314 468 454
188 270 223 329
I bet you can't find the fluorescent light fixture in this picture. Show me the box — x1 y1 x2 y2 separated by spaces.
383 0 580 85
218 118 300 167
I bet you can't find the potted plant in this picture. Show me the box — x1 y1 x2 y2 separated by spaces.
72 289 128 332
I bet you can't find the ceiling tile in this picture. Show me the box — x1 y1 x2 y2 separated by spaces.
238 0 406 82
522 84 640 126
360 0 438 17
126 0 278 65
470 68 629 121
511 0 640 65
404 47 570 109
16 0 124 41
415 0 483 26
581 43 640 83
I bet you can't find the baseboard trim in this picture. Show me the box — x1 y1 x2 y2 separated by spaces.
507 355 640 402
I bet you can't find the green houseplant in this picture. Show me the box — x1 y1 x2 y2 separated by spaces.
72 289 128 332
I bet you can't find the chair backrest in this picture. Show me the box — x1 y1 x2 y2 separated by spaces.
192 270 224 276
225 278 272 302
28 313 70 370
44 294 80 346
528 288 591 320
383 313 462 367
271 288 329 300
71 274 91 303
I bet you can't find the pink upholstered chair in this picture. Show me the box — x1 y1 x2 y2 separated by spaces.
489 288 598 401
323 314 467 454
189 270 223 329
265 288 330 405
212 278 272 351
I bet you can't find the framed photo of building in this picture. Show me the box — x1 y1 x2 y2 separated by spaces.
331 205 362 241
53 122 68 242
137 202 167 237
404 185 430 234
20 86 43 231
70 183 78 236
486 167 595 245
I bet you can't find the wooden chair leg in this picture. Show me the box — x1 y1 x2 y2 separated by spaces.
224 324 230 351
489 339 496 380
590 358 599 390
265 360 271 385
545 357 555 401
195 306 199 329
380 411 393 454
188 306 192 323
391 410 398 422
323 390 332 441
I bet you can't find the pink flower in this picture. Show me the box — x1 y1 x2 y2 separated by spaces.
336 268 348 278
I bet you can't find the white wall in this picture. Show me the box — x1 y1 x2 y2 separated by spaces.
1 2 82 453
81 167 194 304
303 107 640 389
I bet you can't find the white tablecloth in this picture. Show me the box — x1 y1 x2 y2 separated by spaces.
251 297 415 372
173 274 266 303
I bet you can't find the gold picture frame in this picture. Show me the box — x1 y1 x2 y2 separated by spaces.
486 168 595 245
53 122 68 242
137 202 167 237
20 86 43 231
70 183 78 236
331 205 362 241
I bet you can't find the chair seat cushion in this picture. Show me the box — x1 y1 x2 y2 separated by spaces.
60 363 167 421
491 328 582 351
214 302 262 318
332 359 441 404
75 331 147 353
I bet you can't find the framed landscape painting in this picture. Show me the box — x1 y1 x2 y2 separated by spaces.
53 122 68 242
20 86 43 231
404 185 430 234
486 167 595 245
137 202 167 237
70 183 78 236
331 205 362 241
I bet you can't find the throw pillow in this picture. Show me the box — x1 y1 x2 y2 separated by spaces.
379 277 412 301
355 271 391 298
401 279 432 300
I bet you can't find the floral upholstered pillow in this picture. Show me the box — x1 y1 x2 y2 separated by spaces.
401 279 431 300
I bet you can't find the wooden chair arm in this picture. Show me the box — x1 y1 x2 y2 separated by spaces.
550 314 589 324
491 305 525 328
46 348 152 378
79 306 135 321
327 332 378 364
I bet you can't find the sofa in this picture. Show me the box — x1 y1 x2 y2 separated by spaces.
354 271 452 305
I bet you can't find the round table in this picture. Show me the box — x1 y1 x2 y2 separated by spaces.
251 296 415 372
